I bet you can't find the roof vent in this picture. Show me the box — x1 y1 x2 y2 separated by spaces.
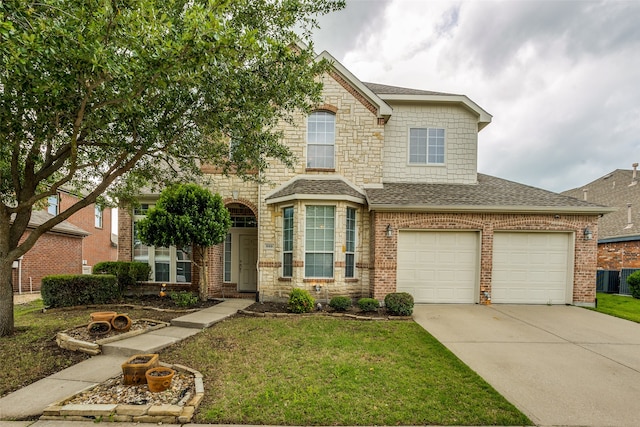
582 188 588 201
625 203 633 229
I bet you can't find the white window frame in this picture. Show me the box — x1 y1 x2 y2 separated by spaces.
304 205 335 278
307 111 335 169
345 207 356 278
95 205 103 228
48 195 59 216
408 127 445 165
282 206 294 278
223 233 232 282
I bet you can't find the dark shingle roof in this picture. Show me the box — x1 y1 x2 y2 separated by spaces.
363 82 459 97
266 179 365 202
11 211 90 237
365 174 610 213
562 169 640 240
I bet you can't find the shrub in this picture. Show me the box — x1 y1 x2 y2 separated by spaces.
93 261 151 291
384 292 414 316
329 296 352 311
288 288 315 313
169 291 199 307
627 270 640 299
358 297 380 312
41 274 119 308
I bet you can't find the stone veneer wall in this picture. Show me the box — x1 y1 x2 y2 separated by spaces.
370 212 600 305
382 103 479 184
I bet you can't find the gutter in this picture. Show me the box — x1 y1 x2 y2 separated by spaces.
367 204 616 215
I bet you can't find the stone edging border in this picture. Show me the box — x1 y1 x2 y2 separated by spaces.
238 309 412 321
40 362 204 424
56 319 171 355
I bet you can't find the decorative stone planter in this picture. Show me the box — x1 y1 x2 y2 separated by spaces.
111 314 132 332
146 367 175 392
122 354 159 385
90 311 117 322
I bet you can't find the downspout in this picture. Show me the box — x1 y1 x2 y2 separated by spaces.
257 171 262 303
18 256 23 294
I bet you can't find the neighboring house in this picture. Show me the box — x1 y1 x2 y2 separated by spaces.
11 211 88 293
119 51 612 306
11 190 117 294
562 164 640 272
52 190 118 269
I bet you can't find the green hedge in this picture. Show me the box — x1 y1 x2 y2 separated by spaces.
329 296 352 311
93 261 151 291
384 292 414 316
627 270 640 299
288 288 315 313
41 274 119 307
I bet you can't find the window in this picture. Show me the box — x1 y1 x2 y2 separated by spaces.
345 207 356 278
224 233 232 282
307 111 335 168
409 128 445 164
305 206 334 278
48 195 59 215
95 206 103 228
133 203 191 283
282 207 294 277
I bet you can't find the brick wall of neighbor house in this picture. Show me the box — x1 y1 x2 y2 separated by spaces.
370 212 599 305
598 241 640 270
60 192 117 266
382 103 479 184
12 231 83 293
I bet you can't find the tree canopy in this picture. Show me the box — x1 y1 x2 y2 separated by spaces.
137 184 230 300
0 0 344 336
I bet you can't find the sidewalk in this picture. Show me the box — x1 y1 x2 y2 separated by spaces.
0 299 253 421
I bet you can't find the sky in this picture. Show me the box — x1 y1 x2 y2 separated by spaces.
310 0 640 193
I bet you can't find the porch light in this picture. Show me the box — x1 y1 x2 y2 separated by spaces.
583 227 593 241
385 224 393 238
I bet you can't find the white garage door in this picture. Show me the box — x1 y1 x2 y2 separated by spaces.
492 232 573 304
397 231 479 303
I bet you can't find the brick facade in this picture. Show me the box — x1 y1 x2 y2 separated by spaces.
61 192 117 267
370 212 599 305
12 230 83 293
598 241 640 270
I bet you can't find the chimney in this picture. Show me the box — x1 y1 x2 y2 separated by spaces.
582 188 588 201
634 163 639 180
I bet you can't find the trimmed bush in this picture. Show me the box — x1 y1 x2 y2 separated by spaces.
41 274 119 308
93 261 151 291
288 288 315 313
384 292 414 316
169 291 199 307
329 296 352 311
627 270 640 299
358 297 379 312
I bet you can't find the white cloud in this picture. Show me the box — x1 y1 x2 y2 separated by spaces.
312 0 640 192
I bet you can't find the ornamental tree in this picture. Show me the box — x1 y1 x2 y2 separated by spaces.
0 0 344 336
136 184 230 301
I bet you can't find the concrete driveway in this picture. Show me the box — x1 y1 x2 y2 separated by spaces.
413 304 640 427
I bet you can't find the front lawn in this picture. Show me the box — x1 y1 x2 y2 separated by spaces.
593 292 640 322
162 316 531 426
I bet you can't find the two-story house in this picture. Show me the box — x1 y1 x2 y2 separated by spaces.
118 51 611 306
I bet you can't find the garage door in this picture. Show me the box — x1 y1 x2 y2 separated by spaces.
397 231 479 303
492 232 573 304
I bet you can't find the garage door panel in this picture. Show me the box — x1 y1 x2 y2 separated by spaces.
492 232 572 304
397 231 479 303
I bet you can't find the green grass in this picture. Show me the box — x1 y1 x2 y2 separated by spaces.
593 292 640 322
162 317 531 426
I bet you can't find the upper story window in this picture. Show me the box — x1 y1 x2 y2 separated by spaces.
95 206 103 228
48 195 59 215
307 111 335 169
409 128 445 164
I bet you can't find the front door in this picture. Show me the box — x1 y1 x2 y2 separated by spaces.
238 235 258 292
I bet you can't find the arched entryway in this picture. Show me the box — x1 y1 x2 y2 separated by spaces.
224 203 258 293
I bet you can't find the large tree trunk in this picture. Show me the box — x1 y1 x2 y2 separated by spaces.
0 258 15 337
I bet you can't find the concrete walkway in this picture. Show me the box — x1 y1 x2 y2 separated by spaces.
0 299 253 421
413 304 640 427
